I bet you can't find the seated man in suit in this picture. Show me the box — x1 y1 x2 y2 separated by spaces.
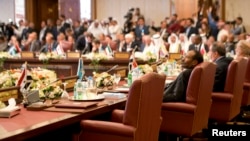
188 35 209 54
163 50 203 102
75 32 94 54
119 33 141 52
210 42 233 92
40 33 57 53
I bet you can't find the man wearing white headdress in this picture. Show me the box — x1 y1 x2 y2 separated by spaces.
168 33 181 53
178 33 190 54
152 34 168 58
87 20 104 40
100 19 109 35
108 19 122 41
142 35 154 54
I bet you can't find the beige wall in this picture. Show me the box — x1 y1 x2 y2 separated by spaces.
225 0 250 33
174 0 198 19
95 0 171 27
0 0 15 23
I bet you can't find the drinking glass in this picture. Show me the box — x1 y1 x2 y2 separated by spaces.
61 82 69 100
113 73 121 87
86 87 98 99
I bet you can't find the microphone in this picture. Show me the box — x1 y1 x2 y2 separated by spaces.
82 45 89 54
106 65 119 73
133 45 138 53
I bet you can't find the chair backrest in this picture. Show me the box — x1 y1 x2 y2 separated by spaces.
186 62 216 105
224 58 247 113
123 72 165 141
245 57 250 83
224 58 247 93
185 62 216 131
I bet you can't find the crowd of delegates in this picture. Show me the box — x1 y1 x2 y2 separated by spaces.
0 6 250 103
0 7 249 58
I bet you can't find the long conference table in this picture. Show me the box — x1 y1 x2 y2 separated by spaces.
3 58 147 77
0 97 127 141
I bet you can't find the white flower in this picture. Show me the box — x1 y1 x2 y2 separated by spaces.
38 53 48 61
38 52 65 61
93 72 114 88
85 52 109 60
138 64 153 74
0 52 12 60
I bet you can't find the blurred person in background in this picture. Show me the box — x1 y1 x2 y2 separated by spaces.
0 35 7 51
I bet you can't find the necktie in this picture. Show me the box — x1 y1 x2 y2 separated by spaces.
48 44 52 52
30 43 33 52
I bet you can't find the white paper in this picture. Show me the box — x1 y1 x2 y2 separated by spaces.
101 92 126 99
0 98 20 112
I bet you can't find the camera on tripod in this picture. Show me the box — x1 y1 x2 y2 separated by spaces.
123 8 135 34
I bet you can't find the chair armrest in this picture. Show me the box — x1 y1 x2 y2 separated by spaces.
211 93 233 101
244 82 250 90
81 120 135 137
111 109 124 123
161 102 196 114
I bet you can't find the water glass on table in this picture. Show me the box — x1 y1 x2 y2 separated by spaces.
113 73 121 88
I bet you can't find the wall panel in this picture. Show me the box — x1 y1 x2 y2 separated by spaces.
174 0 198 19
59 0 80 21
225 0 250 32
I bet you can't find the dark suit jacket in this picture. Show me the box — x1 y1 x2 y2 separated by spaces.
134 25 150 41
121 41 141 52
213 56 233 92
59 22 71 34
185 26 198 38
43 26 58 41
163 68 193 102
40 41 58 53
225 42 235 54
74 35 92 54
188 43 209 53
73 26 85 40
29 40 41 52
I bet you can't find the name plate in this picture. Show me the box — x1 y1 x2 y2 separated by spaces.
116 69 126 78
114 52 130 60
61 75 78 91
21 52 34 58
169 53 181 60
67 52 80 58
0 86 20 103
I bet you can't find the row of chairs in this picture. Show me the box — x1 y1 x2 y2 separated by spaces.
75 57 249 141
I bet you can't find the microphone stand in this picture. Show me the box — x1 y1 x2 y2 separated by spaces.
106 65 119 73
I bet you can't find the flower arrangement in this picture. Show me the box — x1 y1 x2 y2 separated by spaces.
144 52 157 63
28 67 58 90
38 52 65 68
85 53 110 72
39 84 63 100
93 72 114 88
0 69 21 88
38 52 65 61
0 52 12 60
0 67 63 100
138 64 153 74
0 52 13 71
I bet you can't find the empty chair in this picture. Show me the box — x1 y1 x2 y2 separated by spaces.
210 58 247 122
77 72 165 141
160 62 216 137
